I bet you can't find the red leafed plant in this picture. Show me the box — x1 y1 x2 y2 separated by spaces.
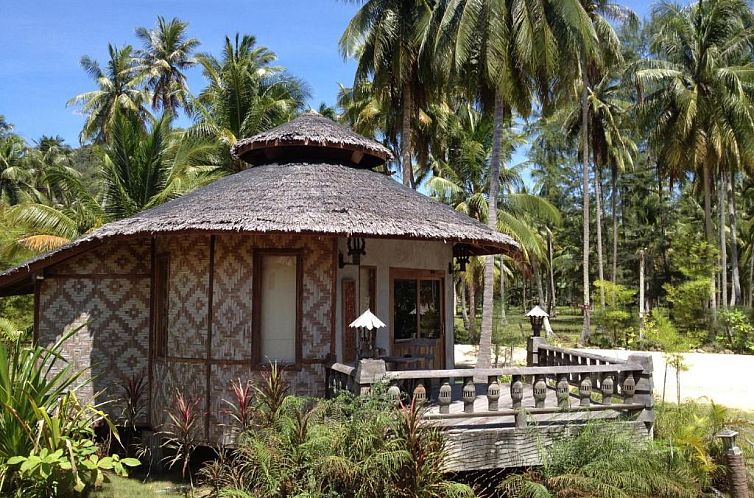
224 378 255 432
161 390 202 487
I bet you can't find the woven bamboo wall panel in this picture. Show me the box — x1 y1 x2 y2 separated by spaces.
151 360 205 429
165 235 210 359
48 238 151 275
211 235 253 360
37 276 150 424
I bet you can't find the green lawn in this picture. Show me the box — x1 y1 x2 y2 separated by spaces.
455 306 592 348
92 472 207 498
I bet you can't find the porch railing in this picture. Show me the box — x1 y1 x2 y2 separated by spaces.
326 341 654 429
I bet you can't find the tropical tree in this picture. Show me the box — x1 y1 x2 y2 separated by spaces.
340 0 435 188
192 34 309 174
637 0 754 321
0 134 28 205
136 16 200 114
434 0 596 365
68 44 149 143
101 113 217 219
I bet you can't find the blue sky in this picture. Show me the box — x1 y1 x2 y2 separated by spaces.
1 0 656 147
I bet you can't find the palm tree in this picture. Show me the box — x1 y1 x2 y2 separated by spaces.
427 105 560 339
637 0 754 321
136 16 200 114
434 0 595 366
340 0 435 188
192 34 309 174
571 0 636 339
68 44 149 143
560 70 637 305
0 134 29 205
102 113 218 219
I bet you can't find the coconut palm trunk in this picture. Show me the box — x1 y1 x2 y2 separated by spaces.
478 94 504 370
611 167 618 283
719 175 728 309
548 229 557 317
594 160 605 308
459 280 470 332
401 81 413 188
703 161 717 320
728 170 741 306
468 281 477 341
500 255 507 324
580 82 591 344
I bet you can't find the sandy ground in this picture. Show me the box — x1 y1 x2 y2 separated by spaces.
454 345 754 411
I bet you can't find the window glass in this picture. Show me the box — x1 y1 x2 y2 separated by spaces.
260 255 297 363
393 279 417 341
419 280 441 339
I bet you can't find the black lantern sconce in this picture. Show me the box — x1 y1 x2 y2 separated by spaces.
526 305 549 337
339 237 366 268
449 244 471 273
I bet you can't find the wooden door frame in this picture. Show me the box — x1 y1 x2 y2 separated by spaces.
388 268 446 368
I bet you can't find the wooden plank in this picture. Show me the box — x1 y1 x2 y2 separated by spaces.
443 421 651 472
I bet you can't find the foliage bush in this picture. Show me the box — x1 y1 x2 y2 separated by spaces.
719 309 754 354
654 401 754 493
498 422 701 497
198 365 474 498
591 279 636 346
0 328 139 496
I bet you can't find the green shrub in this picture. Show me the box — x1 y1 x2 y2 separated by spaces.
499 422 701 498
655 401 754 492
719 309 754 354
0 328 138 496
199 367 474 498
591 280 636 347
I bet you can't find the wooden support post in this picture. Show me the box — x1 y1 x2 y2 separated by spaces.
556 375 570 409
627 354 655 433
487 376 501 411
527 336 545 366
463 377 475 413
387 384 401 406
413 382 427 404
511 375 526 428
533 376 547 408
602 373 614 405
579 374 592 406
439 380 451 414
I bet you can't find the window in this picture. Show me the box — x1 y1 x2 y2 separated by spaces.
254 251 301 366
154 254 170 358
392 270 443 341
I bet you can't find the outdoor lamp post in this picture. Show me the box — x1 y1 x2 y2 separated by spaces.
717 430 749 498
526 305 549 337
349 308 385 360
525 306 549 366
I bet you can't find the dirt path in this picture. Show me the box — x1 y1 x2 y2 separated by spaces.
454 345 754 411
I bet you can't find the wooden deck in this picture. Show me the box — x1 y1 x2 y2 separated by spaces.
327 339 656 471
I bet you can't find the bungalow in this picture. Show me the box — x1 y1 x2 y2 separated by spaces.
0 111 518 441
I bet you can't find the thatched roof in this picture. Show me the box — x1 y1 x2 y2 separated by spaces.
231 111 393 168
0 112 520 296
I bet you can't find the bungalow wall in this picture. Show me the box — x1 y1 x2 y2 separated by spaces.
37 238 152 425
36 233 336 443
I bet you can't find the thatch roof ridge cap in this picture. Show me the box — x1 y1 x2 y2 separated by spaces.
230 112 393 161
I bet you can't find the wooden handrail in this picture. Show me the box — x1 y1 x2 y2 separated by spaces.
537 344 626 365
382 363 643 381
